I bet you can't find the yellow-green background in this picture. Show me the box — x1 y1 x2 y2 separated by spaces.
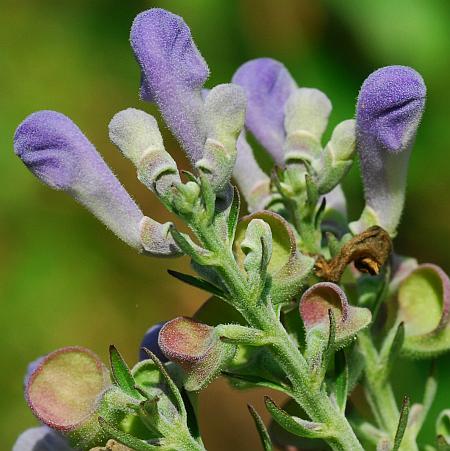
1 0 449 449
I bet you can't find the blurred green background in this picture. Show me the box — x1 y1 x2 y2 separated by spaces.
1 0 449 449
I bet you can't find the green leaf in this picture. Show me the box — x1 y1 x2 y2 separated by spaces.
346 345 365 393
199 171 215 224
109 345 140 399
393 396 410 451
98 417 159 450
167 270 227 298
248 404 273 451
334 351 348 413
379 322 405 382
305 174 319 219
223 372 291 395
141 348 186 421
264 396 327 439
180 170 198 183
169 226 211 266
227 186 240 243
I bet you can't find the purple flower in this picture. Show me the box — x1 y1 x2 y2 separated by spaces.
353 66 426 235
139 321 168 362
130 8 209 164
14 111 144 249
232 58 297 164
13 426 72 451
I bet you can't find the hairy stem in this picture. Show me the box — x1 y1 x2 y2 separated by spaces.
194 220 363 451
358 331 418 451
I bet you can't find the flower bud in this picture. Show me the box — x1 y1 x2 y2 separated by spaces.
196 84 246 192
139 321 168 362
233 58 297 164
14 111 144 249
314 120 356 194
130 8 209 164
109 108 180 196
284 88 332 163
13 426 71 451
158 317 236 391
351 66 426 236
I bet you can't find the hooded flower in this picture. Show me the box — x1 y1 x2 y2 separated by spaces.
351 65 426 236
14 111 180 256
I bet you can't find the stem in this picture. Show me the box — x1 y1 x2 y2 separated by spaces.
358 331 418 451
195 221 363 451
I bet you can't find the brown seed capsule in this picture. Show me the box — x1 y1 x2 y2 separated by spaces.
315 226 392 283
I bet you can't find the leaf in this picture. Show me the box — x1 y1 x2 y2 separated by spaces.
199 171 215 224
227 186 240 243
98 417 159 450
168 226 211 265
264 396 327 439
167 270 227 298
346 345 365 393
109 345 140 399
334 351 348 413
393 396 410 451
141 348 186 420
248 404 273 451
379 322 405 382
223 372 291 395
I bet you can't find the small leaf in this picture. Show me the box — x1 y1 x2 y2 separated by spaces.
98 417 158 451
227 186 240 243
199 171 216 224
305 174 319 217
223 372 291 395
379 322 405 382
264 396 327 439
393 396 410 451
167 270 227 298
334 351 349 413
248 404 273 451
141 348 186 421
169 226 211 265
109 346 140 399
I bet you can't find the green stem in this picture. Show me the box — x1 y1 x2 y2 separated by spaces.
195 222 363 450
358 331 418 451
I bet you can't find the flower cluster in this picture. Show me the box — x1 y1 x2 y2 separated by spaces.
13 7 450 451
